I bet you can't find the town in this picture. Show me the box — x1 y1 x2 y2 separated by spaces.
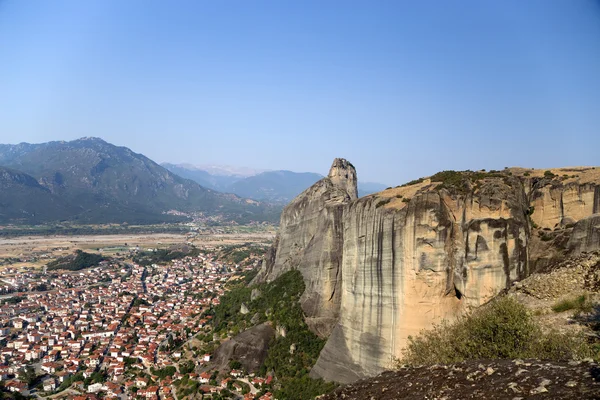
0 246 274 399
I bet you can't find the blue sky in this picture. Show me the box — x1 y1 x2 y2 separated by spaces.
0 0 599 185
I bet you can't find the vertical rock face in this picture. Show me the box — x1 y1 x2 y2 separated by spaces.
312 177 530 382
258 163 600 384
254 158 357 337
568 215 600 255
529 182 599 229
328 158 358 200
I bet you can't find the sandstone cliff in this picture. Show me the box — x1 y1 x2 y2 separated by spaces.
256 163 600 384
254 158 357 337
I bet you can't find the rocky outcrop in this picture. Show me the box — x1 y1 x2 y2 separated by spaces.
312 176 530 382
257 163 600 384
211 323 275 374
569 215 600 255
321 359 600 400
254 158 357 337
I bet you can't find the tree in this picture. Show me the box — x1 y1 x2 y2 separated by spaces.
19 366 36 385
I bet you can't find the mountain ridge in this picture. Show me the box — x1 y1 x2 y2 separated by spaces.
0 138 279 224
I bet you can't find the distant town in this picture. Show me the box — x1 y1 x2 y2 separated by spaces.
0 246 273 399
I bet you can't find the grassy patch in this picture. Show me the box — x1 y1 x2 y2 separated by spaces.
400 296 594 366
552 294 594 314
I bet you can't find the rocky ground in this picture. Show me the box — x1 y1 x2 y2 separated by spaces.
511 252 600 300
508 251 600 336
320 359 600 399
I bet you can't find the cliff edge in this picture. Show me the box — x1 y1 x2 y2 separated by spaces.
256 164 600 383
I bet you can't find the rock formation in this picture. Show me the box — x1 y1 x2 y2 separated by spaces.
211 323 275 374
320 359 600 400
256 163 600 383
254 158 357 337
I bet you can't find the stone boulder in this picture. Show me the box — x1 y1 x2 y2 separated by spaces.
210 323 275 374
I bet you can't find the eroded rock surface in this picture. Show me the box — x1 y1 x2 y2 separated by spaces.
210 323 275 374
257 163 600 383
254 158 357 337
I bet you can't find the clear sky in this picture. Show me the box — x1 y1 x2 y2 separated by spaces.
1 0 599 185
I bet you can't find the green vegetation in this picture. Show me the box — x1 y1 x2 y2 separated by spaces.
544 170 557 179
375 198 391 208
552 294 594 314
218 244 268 264
241 269 259 284
18 366 37 385
430 170 467 189
430 170 508 193
1 296 23 305
399 169 513 194
133 247 200 266
212 270 336 399
400 296 595 366
46 250 104 271
57 372 84 392
179 360 196 374
151 366 177 380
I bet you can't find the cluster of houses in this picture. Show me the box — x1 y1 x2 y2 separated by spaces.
0 249 276 399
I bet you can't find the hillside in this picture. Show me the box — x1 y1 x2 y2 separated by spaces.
0 138 279 224
0 166 75 223
254 160 600 384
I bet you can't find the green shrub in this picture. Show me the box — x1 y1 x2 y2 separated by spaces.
552 294 594 314
544 170 556 178
430 170 465 188
375 198 391 208
401 177 425 187
400 296 594 366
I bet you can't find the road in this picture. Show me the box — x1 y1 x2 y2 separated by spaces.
237 378 259 395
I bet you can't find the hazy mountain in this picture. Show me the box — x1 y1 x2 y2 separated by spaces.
226 171 324 203
0 138 279 224
162 163 388 204
195 164 268 177
161 163 239 191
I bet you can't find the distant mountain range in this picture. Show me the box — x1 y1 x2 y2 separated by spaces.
0 137 386 225
162 163 387 203
0 138 279 225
